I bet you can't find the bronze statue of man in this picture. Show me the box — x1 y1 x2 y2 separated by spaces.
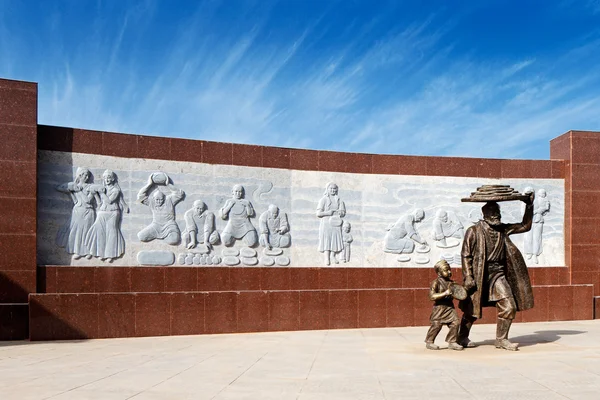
458 192 535 351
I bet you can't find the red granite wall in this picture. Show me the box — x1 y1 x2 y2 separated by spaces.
551 131 600 303
27 124 592 340
2 76 595 341
35 125 568 288
28 284 593 340
0 79 37 340
37 125 565 179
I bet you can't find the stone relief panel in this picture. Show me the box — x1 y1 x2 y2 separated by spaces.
37 150 565 268
137 250 175 266
341 221 353 263
259 204 291 249
258 204 292 266
212 166 293 267
316 182 347 266
290 170 363 268
360 175 564 268
137 172 185 245
219 185 258 247
86 169 129 263
55 167 95 259
183 200 220 250
431 209 464 248
53 167 129 263
383 209 428 260
522 188 551 264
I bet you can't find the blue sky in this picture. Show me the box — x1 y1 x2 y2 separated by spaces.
2 0 600 159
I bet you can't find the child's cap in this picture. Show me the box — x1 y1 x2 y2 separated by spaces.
434 259 450 274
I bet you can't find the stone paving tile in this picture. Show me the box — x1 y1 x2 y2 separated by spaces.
1 321 600 399
47 390 138 400
2 387 65 400
298 394 385 400
213 378 305 400
129 392 211 400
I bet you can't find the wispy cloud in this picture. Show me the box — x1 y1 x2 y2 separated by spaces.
349 56 600 158
2 1 600 159
561 0 600 15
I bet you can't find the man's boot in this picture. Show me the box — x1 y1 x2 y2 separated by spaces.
495 317 518 351
447 342 464 351
457 316 477 348
425 343 440 350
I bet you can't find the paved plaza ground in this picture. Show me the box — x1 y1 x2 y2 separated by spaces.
1 320 600 399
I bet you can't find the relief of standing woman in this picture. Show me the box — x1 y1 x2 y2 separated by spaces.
55 167 96 259
85 170 129 262
316 182 346 266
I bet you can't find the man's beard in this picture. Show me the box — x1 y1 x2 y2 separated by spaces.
485 217 501 226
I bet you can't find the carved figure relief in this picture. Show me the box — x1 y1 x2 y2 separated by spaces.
316 182 346 266
432 209 464 248
85 170 129 262
468 208 483 223
341 221 353 263
137 172 185 245
183 200 220 250
259 204 291 250
41 154 564 270
383 208 427 255
524 188 551 263
219 185 258 247
441 253 462 266
55 167 95 259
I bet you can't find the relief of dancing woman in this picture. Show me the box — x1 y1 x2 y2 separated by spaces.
85 170 129 262
55 167 96 259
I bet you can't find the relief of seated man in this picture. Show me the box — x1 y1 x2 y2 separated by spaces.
259 204 291 250
219 185 258 247
183 200 220 250
383 208 427 254
432 209 464 247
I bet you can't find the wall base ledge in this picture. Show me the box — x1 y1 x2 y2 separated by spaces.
28 284 593 341
0 303 29 340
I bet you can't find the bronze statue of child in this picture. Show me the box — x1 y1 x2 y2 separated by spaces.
425 260 464 350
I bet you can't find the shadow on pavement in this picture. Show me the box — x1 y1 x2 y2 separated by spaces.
476 329 587 347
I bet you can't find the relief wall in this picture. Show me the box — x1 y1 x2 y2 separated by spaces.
37 150 565 268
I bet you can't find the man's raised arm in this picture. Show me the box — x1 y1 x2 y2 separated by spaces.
506 192 535 235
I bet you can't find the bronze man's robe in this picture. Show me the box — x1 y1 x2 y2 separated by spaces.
460 203 535 319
